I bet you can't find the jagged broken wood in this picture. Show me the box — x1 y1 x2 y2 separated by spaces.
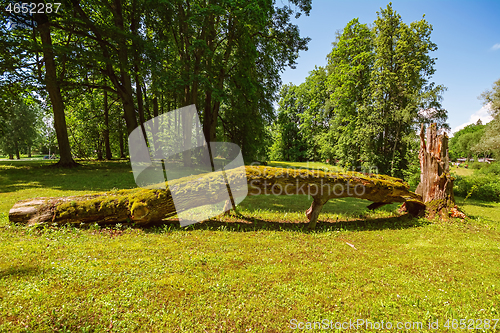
9 165 425 229
415 123 455 218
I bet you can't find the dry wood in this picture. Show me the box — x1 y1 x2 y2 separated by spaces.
415 123 455 218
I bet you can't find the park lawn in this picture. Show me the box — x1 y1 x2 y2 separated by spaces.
451 167 474 177
267 161 343 173
1 160 500 332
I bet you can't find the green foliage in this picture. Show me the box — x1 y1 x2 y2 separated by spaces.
269 84 309 161
0 99 41 158
269 67 331 162
473 78 500 156
474 118 500 157
469 161 487 170
480 78 500 118
273 4 447 176
360 4 447 177
475 162 500 176
453 174 500 202
401 134 421 190
38 114 58 155
64 90 124 160
464 184 478 202
449 122 486 160
326 18 373 168
2 0 312 164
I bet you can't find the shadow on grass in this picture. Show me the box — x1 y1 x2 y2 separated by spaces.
0 265 41 279
266 161 342 173
455 197 498 208
0 160 136 193
142 213 429 234
238 195 400 216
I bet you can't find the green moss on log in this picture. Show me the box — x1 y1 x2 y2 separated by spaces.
10 166 424 227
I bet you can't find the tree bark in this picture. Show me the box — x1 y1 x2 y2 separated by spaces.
103 89 112 160
14 141 20 159
9 166 425 228
118 118 126 159
415 123 455 218
35 12 78 167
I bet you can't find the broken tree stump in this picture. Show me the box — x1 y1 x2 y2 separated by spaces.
415 123 455 218
9 166 425 229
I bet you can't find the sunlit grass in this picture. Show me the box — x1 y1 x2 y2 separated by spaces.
451 167 474 177
267 161 343 173
1 160 500 332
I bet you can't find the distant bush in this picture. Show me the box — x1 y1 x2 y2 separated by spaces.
454 174 500 202
475 162 500 176
402 163 421 191
470 162 486 170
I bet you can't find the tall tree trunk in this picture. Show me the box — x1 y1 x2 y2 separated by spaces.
103 89 112 160
70 0 138 136
96 137 103 160
415 123 455 218
14 141 20 159
35 12 78 167
112 0 138 136
118 118 126 159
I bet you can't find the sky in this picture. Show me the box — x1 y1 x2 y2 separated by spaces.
279 0 500 135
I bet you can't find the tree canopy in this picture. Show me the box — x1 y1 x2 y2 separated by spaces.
474 78 500 156
1 0 312 163
272 3 448 177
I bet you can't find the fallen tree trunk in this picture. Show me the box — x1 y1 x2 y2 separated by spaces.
9 166 425 229
415 123 455 219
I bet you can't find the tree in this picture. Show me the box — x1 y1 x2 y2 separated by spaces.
39 114 58 155
0 99 40 159
362 3 447 177
297 66 330 161
415 123 455 218
474 78 500 156
33 10 78 167
270 67 330 162
273 4 447 174
326 19 373 168
480 78 500 117
2 3 79 166
269 84 308 161
3 0 312 166
449 122 485 160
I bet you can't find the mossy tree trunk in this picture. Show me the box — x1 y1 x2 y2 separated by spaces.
9 166 425 229
415 123 455 218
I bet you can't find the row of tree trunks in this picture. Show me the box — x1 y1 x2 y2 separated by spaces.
9 166 425 229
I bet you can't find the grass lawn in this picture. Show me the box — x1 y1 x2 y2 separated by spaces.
1 160 500 332
451 167 474 177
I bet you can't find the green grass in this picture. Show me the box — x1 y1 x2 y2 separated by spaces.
451 167 474 177
456 197 500 224
0 160 136 215
1 160 500 332
267 161 343 173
